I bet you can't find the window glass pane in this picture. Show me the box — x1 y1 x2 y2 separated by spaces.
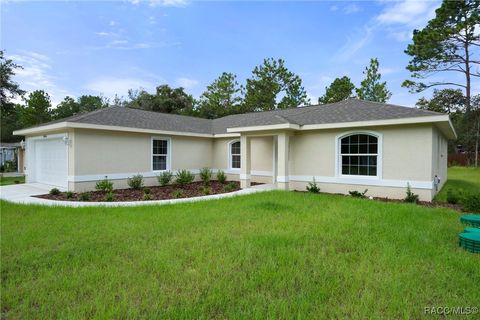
350 165 359 175
340 135 379 176
341 144 349 154
359 156 369 165
368 143 377 154
153 155 167 170
350 156 359 165
350 135 359 143
232 155 241 169
369 156 377 166
359 166 368 175
153 140 168 155
350 144 358 154
342 165 349 175
368 135 378 144
359 144 368 153
359 135 368 143
231 141 240 155
369 166 377 176
341 136 350 144
342 156 349 165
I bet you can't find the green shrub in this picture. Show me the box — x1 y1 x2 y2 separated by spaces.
199 167 212 186
404 183 419 204
216 170 227 184
463 193 480 213
128 174 144 190
306 178 320 193
79 192 90 201
349 189 368 198
143 187 151 194
104 192 115 202
95 177 113 192
49 188 61 195
201 186 211 195
446 189 460 204
175 170 195 187
223 182 237 193
157 171 173 186
65 191 74 200
172 189 184 198
143 193 152 201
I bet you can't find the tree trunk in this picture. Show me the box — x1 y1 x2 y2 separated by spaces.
464 27 471 114
475 118 479 168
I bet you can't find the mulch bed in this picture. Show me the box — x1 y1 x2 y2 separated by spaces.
294 190 467 213
35 181 252 202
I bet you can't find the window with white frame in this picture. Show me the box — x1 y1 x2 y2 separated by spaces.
340 134 378 176
152 139 169 171
230 141 241 169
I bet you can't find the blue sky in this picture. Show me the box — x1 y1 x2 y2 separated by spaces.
2 0 477 107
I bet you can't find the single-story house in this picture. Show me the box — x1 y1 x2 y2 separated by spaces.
13 99 456 201
0 142 24 173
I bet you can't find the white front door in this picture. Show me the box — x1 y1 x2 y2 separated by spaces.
34 138 68 188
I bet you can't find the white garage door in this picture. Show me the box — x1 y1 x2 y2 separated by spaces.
34 138 68 188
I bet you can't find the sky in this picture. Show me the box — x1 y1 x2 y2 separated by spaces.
1 0 478 107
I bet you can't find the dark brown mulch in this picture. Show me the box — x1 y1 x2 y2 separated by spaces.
294 190 466 213
35 181 247 202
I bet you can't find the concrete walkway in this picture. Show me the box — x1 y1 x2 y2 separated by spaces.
0 183 277 207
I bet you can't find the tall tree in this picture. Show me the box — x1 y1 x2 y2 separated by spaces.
356 58 392 103
244 58 309 112
416 89 466 114
21 90 52 127
52 95 109 120
1 50 25 142
127 85 195 115
197 72 243 119
402 0 480 112
318 76 355 104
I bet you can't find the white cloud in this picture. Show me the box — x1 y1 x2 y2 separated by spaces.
378 67 399 75
84 77 156 98
149 0 189 7
148 16 157 25
330 5 339 12
376 0 438 28
334 24 375 61
344 4 360 15
175 77 199 89
109 20 117 26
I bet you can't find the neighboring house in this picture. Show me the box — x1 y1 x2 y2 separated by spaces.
0 142 24 173
13 99 455 201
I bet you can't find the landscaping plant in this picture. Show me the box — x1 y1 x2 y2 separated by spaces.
175 170 195 187
446 189 460 205
216 170 227 184
143 193 152 201
223 182 237 193
157 171 173 186
65 191 74 200
199 168 212 186
95 177 113 192
49 188 61 195
104 192 115 202
79 192 90 201
128 174 144 190
463 193 480 213
201 186 211 195
172 189 184 198
404 183 419 203
306 178 320 193
349 189 368 198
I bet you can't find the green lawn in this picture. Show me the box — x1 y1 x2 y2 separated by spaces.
1 191 479 319
435 166 480 202
0 175 25 186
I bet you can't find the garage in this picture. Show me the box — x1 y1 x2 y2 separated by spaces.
32 138 68 188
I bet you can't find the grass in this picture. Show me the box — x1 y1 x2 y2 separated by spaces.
0 175 25 186
1 191 479 319
435 166 480 202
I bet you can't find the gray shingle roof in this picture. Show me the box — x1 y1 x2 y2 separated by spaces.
19 99 445 135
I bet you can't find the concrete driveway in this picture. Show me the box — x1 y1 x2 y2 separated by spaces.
0 183 277 207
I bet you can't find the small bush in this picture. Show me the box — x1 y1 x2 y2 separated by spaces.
404 183 419 204
79 192 90 201
306 178 320 193
172 189 184 198
49 188 61 195
216 170 227 184
95 177 113 192
463 193 480 213
143 187 151 195
143 193 152 201
65 191 74 200
446 189 460 204
199 168 212 186
201 186 211 195
14 180 20 184
104 192 115 202
175 170 195 187
223 182 237 193
157 171 173 186
349 189 368 198
128 174 144 190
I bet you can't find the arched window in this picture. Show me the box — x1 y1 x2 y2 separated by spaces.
340 133 378 176
229 140 241 169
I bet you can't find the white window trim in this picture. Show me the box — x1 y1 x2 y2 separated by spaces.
151 136 172 172
228 139 241 171
335 130 383 180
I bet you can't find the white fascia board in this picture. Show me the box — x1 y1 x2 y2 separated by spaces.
227 123 300 133
14 122 68 136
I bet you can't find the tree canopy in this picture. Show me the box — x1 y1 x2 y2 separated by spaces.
21 90 52 128
403 0 480 112
356 58 391 103
53 95 109 120
243 58 309 112
196 72 243 119
318 76 355 104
